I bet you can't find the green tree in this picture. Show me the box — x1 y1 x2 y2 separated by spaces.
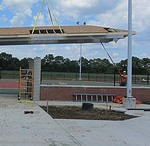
0 52 14 70
9 57 20 70
41 54 55 71
0 52 149 75
141 58 150 75
132 57 142 74
20 58 30 69
81 57 89 73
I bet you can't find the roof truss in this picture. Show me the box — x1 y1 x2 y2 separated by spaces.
0 25 133 46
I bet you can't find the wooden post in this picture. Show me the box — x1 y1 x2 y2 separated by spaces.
46 101 49 113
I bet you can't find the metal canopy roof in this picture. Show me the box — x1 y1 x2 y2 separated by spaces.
0 25 133 46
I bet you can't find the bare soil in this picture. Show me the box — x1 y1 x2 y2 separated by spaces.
41 106 136 120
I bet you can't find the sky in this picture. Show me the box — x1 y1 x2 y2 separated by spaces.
0 0 150 63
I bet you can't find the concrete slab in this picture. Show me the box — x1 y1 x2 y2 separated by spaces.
0 100 81 146
36 101 150 146
1 97 150 146
56 116 150 146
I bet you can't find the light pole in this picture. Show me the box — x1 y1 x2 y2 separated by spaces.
146 63 150 85
77 22 86 81
79 43 82 80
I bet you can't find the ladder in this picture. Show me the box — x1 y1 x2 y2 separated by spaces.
18 67 34 100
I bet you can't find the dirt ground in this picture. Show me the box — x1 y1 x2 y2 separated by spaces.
41 106 136 120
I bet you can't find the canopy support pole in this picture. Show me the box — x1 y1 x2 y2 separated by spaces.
123 0 136 109
127 0 132 98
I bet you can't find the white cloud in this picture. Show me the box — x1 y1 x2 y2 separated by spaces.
87 1 128 29
51 0 120 21
10 8 33 26
0 5 3 10
32 13 45 26
0 14 8 22
139 53 150 59
133 0 150 33
112 52 119 57
10 13 24 26
0 0 38 11
59 0 94 9
0 0 38 26
87 0 150 33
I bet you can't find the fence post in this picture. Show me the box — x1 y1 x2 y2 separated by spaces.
114 69 116 86
50 72 52 79
76 72 77 80
88 72 90 81
0 67 1 80
64 72 65 80
147 74 149 85
96 73 97 81
41 69 43 83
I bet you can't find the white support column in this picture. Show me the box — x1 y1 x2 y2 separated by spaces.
127 0 132 99
123 0 136 109
33 57 41 100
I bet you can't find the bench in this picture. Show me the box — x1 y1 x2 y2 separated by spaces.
73 93 115 102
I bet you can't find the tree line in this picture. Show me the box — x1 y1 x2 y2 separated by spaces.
0 52 149 75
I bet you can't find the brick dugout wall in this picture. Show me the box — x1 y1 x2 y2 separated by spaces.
40 85 150 103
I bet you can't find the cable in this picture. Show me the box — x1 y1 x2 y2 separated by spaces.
45 0 63 34
100 42 115 65
52 12 63 34
45 0 54 26
100 42 122 76
31 0 45 34
31 0 63 34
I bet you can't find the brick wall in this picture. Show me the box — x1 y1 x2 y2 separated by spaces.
40 85 150 103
